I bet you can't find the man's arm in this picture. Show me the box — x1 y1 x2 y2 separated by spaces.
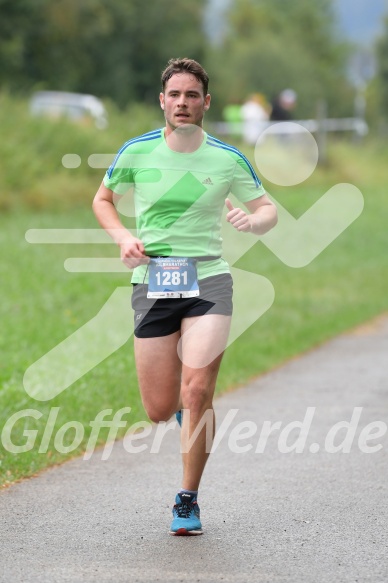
92 181 149 268
225 194 278 235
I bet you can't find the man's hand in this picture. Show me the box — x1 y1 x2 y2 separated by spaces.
119 235 150 269
93 182 150 268
225 198 252 232
225 195 278 235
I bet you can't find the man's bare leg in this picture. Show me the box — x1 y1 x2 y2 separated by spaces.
179 314 231 490
133 315 230 534
134 331 182 422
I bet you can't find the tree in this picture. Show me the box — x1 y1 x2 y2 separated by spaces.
0 0 43 89
376 16 388 117
206 0 354 118
0 0 207 107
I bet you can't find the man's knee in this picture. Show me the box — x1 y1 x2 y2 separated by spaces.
143 401 177 424
146 409 175 424
181 379 214 414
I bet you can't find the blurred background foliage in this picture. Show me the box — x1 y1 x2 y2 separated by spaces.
0 0 207 107
0 0 387 120
0 0 388 213
207 0 354 118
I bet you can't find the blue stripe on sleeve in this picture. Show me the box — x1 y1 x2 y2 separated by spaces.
206 134 261 188
107 129 162 178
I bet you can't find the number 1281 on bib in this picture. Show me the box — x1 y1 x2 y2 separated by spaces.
147 257 200 298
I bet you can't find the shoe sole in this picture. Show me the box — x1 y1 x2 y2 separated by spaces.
169 528 203 536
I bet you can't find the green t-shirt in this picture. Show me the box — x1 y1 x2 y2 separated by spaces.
103 128 265 283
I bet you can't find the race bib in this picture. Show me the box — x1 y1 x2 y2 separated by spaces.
147 257 199 298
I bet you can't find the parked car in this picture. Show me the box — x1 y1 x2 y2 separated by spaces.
29 91 108 129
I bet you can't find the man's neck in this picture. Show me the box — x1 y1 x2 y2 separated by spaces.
164 125 204 153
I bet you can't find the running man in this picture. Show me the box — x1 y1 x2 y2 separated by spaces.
93 58 278 535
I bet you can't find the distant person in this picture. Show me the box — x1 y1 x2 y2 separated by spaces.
270 89 297 121
241 93 270 145
222 101 243 137
222 101 242 124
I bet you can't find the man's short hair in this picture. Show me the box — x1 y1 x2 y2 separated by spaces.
161 58 209 96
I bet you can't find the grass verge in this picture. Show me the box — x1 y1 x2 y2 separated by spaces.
0 134 387 487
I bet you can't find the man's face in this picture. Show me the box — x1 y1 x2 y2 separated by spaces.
160 73 211 133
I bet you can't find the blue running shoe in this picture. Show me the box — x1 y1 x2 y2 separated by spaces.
170 492 203 536
175 409 182 427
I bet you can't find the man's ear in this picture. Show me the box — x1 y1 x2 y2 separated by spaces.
204 94 211 111
159 92 165 110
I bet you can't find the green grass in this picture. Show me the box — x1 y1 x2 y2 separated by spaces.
0 91 160 212
0 99 387 487
219 139 388 387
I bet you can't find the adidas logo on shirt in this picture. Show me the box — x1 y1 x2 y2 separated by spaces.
202 177 213 185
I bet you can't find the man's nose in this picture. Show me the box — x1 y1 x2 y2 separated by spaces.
177 94 187 106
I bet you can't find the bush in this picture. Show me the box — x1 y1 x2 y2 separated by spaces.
0 92 160 211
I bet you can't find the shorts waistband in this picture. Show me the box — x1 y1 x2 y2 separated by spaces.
148 255 221 262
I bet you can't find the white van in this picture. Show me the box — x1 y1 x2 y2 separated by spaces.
29 91 108 129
